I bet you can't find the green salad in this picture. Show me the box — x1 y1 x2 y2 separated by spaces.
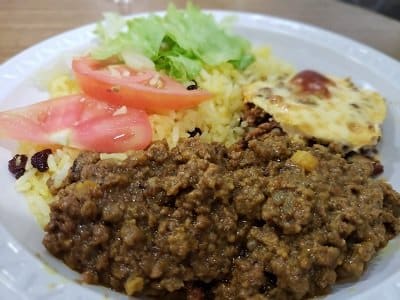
92 3 254 82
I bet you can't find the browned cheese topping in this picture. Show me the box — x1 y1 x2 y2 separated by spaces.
43 126 400 300
243 71 387 151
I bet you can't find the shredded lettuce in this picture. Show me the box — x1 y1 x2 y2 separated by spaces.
92 4 254 82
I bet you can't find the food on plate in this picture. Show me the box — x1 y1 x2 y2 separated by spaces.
0 94 152 152
92 4 254 82
243 70 386 151
2 4 400 300
43 130 400 300
72 56 213 111
8 154 28 179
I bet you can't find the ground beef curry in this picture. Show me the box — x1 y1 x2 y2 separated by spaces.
43 127 400 300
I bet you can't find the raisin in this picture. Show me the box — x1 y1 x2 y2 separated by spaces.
31 149 52 172
186 80 198 90
372 161 384 176
8 154 28 179
187 127 202 137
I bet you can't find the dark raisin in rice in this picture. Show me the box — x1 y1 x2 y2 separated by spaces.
31 149 52 172
187 80 198 90
8 154 28 179
187 127 202 137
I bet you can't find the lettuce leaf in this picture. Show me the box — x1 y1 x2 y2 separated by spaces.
92 14 165 59
125 16 166 58
92 4 254 82
156 55 202 82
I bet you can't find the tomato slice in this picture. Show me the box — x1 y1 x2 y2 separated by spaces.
0 95 152 152
72 57 212 111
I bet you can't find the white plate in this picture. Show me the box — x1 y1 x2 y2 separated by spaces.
0 10 400 300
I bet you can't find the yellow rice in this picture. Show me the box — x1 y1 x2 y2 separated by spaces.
15 47 294 226
16 144 79 227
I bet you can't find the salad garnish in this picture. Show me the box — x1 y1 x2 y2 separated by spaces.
0 5 255 152
72 56 212 111
0 95 152 152
92 3 255 82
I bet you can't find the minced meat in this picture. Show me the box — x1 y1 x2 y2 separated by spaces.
43 129 400 299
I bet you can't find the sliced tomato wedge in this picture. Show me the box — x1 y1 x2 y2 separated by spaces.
72 57 212 111
0 95 152 152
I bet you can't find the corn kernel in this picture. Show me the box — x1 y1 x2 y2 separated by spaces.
124 276 144 296
291 150 318 171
